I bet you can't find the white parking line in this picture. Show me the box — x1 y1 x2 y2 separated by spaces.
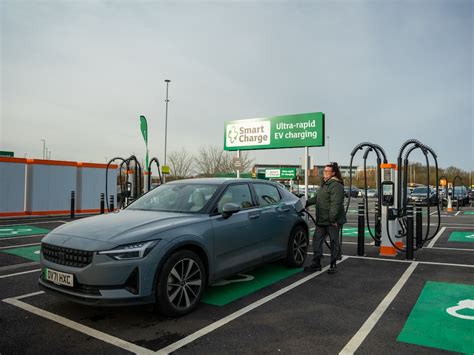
0 220 67 226
155 257 349 354
0 269 40 279
4 258 349 355
0 234 46 241
14 291 45 300
426 227 446 248
2 297 155 354
0 243 41 250
347 254 474 268
0 261 39 272
430 246 474 252
339 262 418 354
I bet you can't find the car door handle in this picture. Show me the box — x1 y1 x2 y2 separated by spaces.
248 212 260 219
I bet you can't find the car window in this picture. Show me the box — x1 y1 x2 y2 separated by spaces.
128 183 219 213
412 187 429 194
254 183 281 206
216 184 255 213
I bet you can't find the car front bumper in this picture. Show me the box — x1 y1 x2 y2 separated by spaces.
39 242 169 306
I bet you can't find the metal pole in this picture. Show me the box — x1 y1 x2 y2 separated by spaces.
358 202 365 256
406 205 414 260
41 139 46 159
109 195 115 212
304 147 309 200
70 191 75 219
326 136 330 162
236 150 241 178
163 79 170 184
100 193 105 214
416 204 422 248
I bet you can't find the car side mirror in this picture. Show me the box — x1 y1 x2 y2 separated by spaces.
222 203 241 218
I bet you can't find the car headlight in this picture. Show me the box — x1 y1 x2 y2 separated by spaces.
98 240 160 260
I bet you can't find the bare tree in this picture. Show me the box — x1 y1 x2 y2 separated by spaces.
195 145 254 176
168 148 195 179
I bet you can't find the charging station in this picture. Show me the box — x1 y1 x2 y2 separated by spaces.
346 139 441 260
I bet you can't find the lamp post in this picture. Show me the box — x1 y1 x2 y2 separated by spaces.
326 135 330 162
41 139 46 159
163 79 171 183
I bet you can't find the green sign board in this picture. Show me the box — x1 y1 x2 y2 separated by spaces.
224 112 325 151
264 168 297 179
448 231 474 243
398 281 474 353
0 151 14 157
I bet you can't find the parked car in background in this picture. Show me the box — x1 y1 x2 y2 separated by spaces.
359 188 377 198
468 188 474 203
344 186 360 198
444 186 470 206
366 189 378 198
408 186 438 206
39 178 309 316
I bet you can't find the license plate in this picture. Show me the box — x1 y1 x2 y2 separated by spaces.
44 268 74 287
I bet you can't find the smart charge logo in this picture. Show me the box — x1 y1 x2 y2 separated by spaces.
226 121 271 147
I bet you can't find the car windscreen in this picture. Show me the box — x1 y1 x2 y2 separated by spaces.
412 187 429 194
128 183 219 213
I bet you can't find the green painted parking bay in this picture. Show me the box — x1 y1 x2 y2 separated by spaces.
202 264 302 306
342 227 374 239
448 231 474 243
398 281 474 354
0 225 49 238
0 245 41 262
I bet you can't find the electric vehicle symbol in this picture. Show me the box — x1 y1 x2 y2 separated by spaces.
446 299 474 320
227 126 239 144
0 228 33 236
212 273 255 286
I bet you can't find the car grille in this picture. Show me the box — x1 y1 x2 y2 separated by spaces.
42 243 93 268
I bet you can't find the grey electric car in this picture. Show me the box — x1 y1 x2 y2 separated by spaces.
39 178 309 316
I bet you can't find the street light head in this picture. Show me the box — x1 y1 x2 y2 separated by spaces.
165 79 171 83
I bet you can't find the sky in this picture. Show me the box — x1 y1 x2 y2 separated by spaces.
1 0 473 172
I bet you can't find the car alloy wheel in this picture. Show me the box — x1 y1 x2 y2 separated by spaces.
293 230 308 264
167 258 203 310
286 226 308 267
156 250 206 317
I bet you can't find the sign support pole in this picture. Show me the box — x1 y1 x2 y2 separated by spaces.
236 150 241 178
304 146 309 200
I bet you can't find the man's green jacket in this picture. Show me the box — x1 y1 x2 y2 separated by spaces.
306 177 347 226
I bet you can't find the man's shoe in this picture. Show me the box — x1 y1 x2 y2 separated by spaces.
304 263 322 272
328 262 337 274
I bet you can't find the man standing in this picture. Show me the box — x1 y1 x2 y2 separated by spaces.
304 162 347 274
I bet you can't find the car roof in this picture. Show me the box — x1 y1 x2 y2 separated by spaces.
168 178 281 186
